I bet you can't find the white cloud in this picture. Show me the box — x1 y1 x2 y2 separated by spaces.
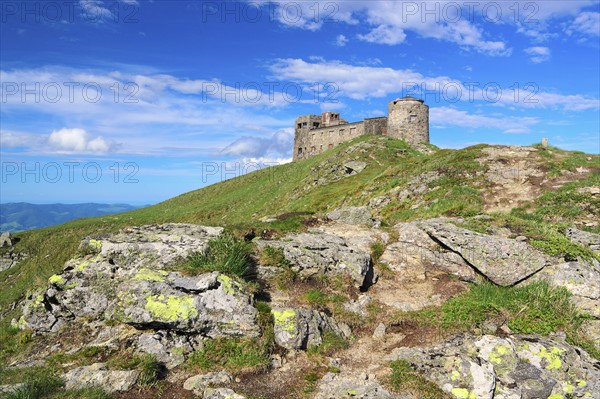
48 128 118 154
222 128 294 158
431 107 540 133
357 25 407 45
524 46 551 63
568 12 600 36
0 130 43 148
334 34 349 47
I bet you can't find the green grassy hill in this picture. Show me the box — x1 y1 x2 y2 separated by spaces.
1 135 598 321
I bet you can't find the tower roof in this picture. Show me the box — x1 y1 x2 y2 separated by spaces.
394 96 425 103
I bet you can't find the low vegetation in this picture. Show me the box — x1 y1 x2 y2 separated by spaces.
386 360 451 399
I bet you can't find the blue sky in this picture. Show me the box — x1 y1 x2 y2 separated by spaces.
1 0 599 204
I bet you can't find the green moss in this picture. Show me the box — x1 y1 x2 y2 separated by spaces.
135 269 168 282
144 294 198 322
272 309 296 333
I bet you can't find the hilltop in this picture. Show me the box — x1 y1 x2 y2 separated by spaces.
0 136 599 399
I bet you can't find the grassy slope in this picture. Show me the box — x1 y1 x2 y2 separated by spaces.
1 136 598 321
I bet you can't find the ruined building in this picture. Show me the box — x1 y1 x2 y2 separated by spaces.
293 96 429 161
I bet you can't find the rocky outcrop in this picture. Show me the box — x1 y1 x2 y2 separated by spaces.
136 331 196 369
386 334 600 399
62 363 139 394
0 232 16 247
380 222 477 282
314 372 401 399
183 371 233 396
567 227 600 254
256 232 372 288
18 224 259 339
327 206 378 227
271 307 351 350
419 220 548 286
0 248 26 272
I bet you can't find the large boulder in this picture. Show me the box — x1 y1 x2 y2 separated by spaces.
380 222 477 282
386 334 600 399
419 220 548 286
17 224 260 339
271 307 351 350
62 363 139 394
256 232 372 288
326 206 378 227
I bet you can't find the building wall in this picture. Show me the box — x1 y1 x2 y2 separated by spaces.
387 99 429 145
292 97 428 161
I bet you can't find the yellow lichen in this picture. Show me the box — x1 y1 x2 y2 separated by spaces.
451 388 476 399
547 394 563 399
217 275 239 295
577 380 587 387
48 275 64 285
564 383 574 393
538 346 564 370
89 239 102 251
144 294 198 322
451 370 460 381
135 269 168 282
272 309 296 333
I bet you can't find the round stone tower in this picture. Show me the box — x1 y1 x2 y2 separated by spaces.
386 96 429 146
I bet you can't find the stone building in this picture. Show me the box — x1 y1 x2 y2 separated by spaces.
293 96 429 161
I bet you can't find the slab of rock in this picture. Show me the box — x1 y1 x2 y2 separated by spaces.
183 371 233 395
271 308 351 350
18 224 260 340
385 334 600 399
313 372 401 399
256 232 372 288
327 206 378 227
419 221 548 286
567 227 600 254
380 222 477 282
63 363 139 394
0 232 15 247
0 249 26 272
343 161 367 175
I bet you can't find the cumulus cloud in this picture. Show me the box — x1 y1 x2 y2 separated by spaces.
334 34 349 47
48 128 118 154
357 25 407 45
222 128 293 158
524 46 551 63
568 12 600 36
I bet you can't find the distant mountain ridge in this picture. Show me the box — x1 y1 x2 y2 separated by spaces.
0 202 143 232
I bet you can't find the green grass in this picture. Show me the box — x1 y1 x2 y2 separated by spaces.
186 337 270 373
307 332 349 356
386 360 450 399
179 233 254 279
395 281 599 359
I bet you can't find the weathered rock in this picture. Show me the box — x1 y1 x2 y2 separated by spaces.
256 232 372 288
271 308 351 350
525 260 600 318
136 331 194 369
380 222 477 282
343 294 372 317
0 232 15 247
0 249 26 272
203 388 246 399
385 334 600 399
62 363 139 393
183 371 233 395
314 372 401 399
327 206 378 227
343 161 367 175
567 227 600 254
419 220 548 286
0 383 25 395
18 224 260 339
